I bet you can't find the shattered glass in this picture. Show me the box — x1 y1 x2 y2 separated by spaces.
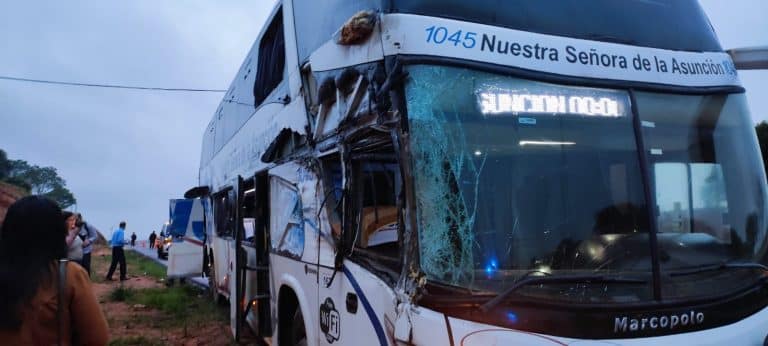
270 178 305 258
404 64 768 306
404 65 651 296
405 66 482 285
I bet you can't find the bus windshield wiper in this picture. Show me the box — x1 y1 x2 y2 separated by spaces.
668 261 768 277
479 273 647 312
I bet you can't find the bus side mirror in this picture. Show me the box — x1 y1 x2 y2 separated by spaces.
727 46 768 70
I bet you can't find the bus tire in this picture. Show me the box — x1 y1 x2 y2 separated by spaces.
291 306 307 346
279 288 307 346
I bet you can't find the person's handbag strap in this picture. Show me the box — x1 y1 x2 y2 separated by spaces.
57 259 68 346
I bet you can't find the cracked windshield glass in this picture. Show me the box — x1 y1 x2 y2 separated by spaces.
405 65 768 303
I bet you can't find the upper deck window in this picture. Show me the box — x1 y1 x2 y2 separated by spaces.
253 8 285 107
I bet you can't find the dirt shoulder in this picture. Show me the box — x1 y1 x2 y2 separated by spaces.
91 245 233 345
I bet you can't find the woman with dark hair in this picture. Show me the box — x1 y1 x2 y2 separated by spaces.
0 196 108 345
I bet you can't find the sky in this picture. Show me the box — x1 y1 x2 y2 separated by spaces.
699 0 768 123
0 1 276 238
0 1 765 240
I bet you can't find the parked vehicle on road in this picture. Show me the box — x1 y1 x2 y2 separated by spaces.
156 224 172 260
156 236 171 260
165 198 206 279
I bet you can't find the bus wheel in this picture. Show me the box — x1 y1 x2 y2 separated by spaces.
290 306 307 346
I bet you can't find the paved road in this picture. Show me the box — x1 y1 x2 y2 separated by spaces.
128 243 164 265
126 244 209 288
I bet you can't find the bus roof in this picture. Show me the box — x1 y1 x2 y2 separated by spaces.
294 0 721 63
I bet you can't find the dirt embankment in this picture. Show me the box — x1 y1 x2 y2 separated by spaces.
0 182 26 223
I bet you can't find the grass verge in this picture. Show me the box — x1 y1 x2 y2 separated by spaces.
107 284 227 329
108 286 134 302
125 250 166 280
100 245 230 342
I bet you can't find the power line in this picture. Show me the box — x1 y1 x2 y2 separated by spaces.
223 99 255 107
0 75 227 92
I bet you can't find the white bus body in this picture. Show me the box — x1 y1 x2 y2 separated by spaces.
190 1 768 345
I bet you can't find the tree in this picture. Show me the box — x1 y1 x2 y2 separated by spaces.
3 160 32 191
8 160 32 181
0 149 9 180
0 150 77 208
45 184 76 209
25 166 65 195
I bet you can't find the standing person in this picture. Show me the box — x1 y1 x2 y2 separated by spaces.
106 221 128 281
149 230 156 249
130 232 137 247
0 196 109 345
76 213 99 276
63 211 83 264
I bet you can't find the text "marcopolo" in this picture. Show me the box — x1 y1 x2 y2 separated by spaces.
614 311 705 333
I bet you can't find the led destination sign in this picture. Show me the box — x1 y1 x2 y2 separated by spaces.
479 92 626 117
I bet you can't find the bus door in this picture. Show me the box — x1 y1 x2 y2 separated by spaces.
317 148 401 346
234 173 273 341
268 163 321 344
210 187 235 302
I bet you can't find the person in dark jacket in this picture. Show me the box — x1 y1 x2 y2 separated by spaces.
149 231 157 249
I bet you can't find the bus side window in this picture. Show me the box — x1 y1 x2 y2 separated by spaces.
253 7 285 108
356 162 398 247
351 158 401 274
213 190 235 237
269 177 304 258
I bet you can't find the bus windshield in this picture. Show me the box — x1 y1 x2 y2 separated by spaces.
404 64 768 304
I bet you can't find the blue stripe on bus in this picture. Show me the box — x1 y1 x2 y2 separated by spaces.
191 221 205 240
169 200 193 237
342 266 387 346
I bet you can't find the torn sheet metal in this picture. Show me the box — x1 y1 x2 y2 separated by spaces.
202 100 307 191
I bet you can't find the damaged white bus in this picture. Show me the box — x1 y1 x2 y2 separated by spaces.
187 1 768 345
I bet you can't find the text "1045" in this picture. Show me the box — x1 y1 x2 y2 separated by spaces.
425 26 477 49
